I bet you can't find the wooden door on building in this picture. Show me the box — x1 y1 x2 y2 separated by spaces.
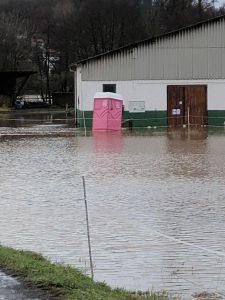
167 85 207 128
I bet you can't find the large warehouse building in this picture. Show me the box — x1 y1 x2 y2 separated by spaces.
73 15 225 128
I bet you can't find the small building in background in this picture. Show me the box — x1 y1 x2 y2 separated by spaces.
72 14 225 128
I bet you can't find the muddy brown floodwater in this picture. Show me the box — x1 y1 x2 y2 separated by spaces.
0 113 225 299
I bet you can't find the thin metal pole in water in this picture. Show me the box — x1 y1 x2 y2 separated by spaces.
82 176 94 279
187 106 190 139
82 110 87 137
74 69 77 126
187 106 190 128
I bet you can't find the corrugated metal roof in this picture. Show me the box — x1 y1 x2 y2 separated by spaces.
73 14 225 66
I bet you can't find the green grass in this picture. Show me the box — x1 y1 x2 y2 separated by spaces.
0 246 168 300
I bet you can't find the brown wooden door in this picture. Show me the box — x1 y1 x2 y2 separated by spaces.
167 86 185 128
167 85 207 128
185 85 207 127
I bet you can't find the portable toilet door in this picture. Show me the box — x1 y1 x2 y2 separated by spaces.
108 98 123 130
92 97 110 130
92 92 123 131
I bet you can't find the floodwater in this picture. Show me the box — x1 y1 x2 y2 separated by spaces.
1 113 225 299
0 271 50 300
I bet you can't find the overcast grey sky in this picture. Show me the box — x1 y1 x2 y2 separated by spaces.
216 0 225 7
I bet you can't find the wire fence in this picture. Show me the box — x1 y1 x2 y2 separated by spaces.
0 114 225 123
74 114 225 130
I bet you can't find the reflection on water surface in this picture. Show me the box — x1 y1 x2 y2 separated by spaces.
1 114 225 299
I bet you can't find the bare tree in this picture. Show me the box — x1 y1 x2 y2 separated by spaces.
0 12 34 71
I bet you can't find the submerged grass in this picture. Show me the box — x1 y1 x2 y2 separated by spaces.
0 246 168 300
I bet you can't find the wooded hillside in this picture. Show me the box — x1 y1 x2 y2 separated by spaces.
0 0 223 97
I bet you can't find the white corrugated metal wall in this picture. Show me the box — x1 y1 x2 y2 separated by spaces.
81 18 225 81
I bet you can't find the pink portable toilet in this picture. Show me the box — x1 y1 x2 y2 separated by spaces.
92 92 123 131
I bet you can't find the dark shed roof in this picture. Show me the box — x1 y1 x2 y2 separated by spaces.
0 71 36 77
0 71 36 95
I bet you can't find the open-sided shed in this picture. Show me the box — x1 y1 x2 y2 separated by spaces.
0 71 36 109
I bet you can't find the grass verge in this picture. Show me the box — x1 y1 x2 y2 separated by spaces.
0 246 168 300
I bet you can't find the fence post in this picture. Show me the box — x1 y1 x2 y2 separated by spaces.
187 106 190 128
82 176 94 279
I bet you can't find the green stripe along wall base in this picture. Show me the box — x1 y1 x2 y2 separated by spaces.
76 110 225 129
